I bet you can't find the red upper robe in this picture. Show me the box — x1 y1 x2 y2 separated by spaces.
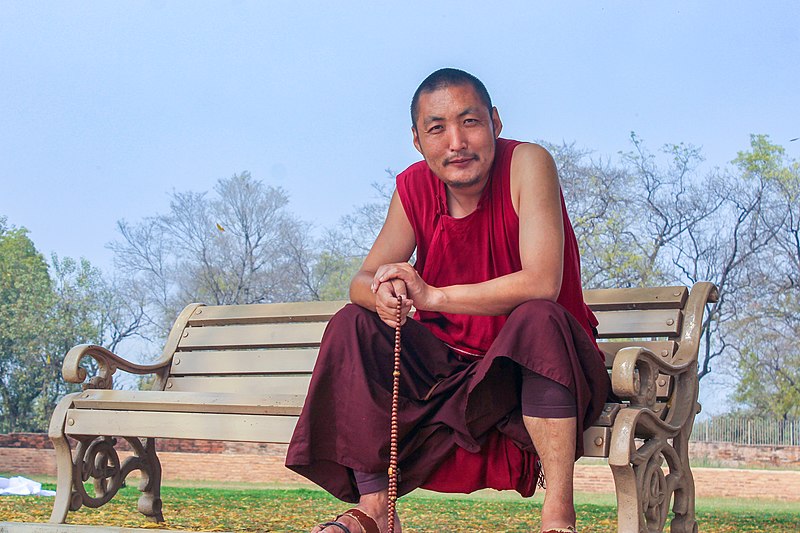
397 137 599 354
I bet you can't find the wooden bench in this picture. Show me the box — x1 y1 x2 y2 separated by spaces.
47 282 717 533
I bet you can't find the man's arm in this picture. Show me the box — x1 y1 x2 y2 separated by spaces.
374 143 564 316
350 189 416 326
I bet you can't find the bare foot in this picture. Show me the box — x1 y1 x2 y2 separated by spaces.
310 490 401 533
539 491 576 532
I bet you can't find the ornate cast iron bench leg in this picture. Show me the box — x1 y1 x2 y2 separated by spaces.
610 409 680 533
132 437 163 522
47 394 164 523
48 393 81 524
668 410 699 533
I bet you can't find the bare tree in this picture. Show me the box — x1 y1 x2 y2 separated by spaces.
546 141 642 288
312 171 396 300
721 136 800 413
110 172 316 338
553 134 782 384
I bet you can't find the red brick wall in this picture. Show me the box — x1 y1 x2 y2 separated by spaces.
4 434 798 467
689 440 800 467
0 433 304 485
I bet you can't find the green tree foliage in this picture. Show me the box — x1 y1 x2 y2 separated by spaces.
34 255 146 428
0 218 144 432
0 218 54 432
733 324 800 420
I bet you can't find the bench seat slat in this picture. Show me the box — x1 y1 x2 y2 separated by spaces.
187 301 346 326
585 286 688 311
65 409 298 442
166 375 312 395
594 309 682 338
72 390 304 416
179 322 327 349
171 348 318 374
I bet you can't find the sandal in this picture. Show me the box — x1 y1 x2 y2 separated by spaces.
542 527 577 533
319 508 380 533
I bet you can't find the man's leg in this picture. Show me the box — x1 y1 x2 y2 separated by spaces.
521 369 578 531
523 416 577 531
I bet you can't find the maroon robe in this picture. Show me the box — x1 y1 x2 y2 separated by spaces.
285 139 609 502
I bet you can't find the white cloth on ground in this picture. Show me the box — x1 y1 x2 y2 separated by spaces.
0 476 56 496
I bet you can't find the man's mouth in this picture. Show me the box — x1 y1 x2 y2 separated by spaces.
445 156 477 166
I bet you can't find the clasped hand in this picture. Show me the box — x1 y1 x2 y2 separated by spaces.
371 262 438 327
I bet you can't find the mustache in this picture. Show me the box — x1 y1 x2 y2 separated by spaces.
444 153 478 165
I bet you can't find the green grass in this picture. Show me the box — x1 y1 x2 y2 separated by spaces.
2 477 799 532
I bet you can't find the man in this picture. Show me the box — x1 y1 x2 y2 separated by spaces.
287 68 610 533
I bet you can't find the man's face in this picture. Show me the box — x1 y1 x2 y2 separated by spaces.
412 84 502 191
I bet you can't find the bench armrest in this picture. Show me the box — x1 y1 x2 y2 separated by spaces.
611 346 692 409
63 344 172 390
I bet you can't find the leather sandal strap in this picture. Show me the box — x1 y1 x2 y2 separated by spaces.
336 508 380 533
319 521 352 533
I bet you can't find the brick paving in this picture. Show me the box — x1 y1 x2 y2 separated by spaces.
572 464 800 501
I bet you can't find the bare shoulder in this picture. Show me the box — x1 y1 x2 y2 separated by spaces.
510 143 559 213
510 142 557 178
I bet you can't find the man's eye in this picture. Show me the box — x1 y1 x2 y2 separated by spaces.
428 125 443 133
464 119 478 125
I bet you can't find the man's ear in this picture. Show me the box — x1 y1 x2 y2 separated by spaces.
412 126 423 155
492 107 503 138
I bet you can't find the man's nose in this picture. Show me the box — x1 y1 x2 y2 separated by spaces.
448 127 467 151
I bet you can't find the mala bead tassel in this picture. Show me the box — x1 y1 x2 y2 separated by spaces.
387 295 402 533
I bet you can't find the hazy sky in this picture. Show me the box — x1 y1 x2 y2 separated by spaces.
1 1 798 410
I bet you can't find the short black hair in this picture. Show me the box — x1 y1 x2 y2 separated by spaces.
410 68 493 129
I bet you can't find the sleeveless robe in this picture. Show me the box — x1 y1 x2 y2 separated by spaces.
397 137 599 354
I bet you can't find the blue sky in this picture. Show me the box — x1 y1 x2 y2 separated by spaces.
1 1 798 409
2 1 798 271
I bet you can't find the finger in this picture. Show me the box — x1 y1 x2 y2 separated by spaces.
378 265 409 284
376 286 399 315
375 287 399 321
379 310 399 328
371 266 390 292
372 264 402 291
390 279 407 299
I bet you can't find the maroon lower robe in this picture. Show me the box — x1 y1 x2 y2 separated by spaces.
285 300 609 502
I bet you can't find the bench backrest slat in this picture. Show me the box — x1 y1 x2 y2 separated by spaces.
171 348 318 375
593 308 682 338
167 375 312 395
178 322 326 350
583 286 688 311
186 300 343 326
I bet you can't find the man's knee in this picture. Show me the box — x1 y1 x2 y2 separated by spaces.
508 299 565 324
328 303 376 331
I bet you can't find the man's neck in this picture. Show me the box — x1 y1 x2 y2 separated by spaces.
445 179 488 218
